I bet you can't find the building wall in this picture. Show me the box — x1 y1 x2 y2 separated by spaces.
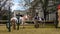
13 10 27 16
35 3 44 18
33 0 57 21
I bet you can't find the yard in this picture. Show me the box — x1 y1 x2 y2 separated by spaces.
0 24 60 34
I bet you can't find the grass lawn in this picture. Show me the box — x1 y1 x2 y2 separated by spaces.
0 24 60 34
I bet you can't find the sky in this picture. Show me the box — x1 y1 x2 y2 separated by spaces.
11 0 26 11
11 0 34 12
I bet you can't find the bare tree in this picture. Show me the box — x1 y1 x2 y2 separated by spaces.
0 0 13 19
0 0 8 11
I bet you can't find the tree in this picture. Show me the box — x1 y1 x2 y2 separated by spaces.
0 0 8 11
0 0 13 16
23 0 60 28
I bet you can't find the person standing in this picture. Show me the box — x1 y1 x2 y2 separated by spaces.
34 13 39 28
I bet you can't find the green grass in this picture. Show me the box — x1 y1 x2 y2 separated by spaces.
0 25 60 34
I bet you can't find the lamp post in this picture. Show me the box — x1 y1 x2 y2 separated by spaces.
0 1 1 11
6 6 11 32
7 2 11 32
7 0 13 32
55 11 58 28
7 5 11 32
